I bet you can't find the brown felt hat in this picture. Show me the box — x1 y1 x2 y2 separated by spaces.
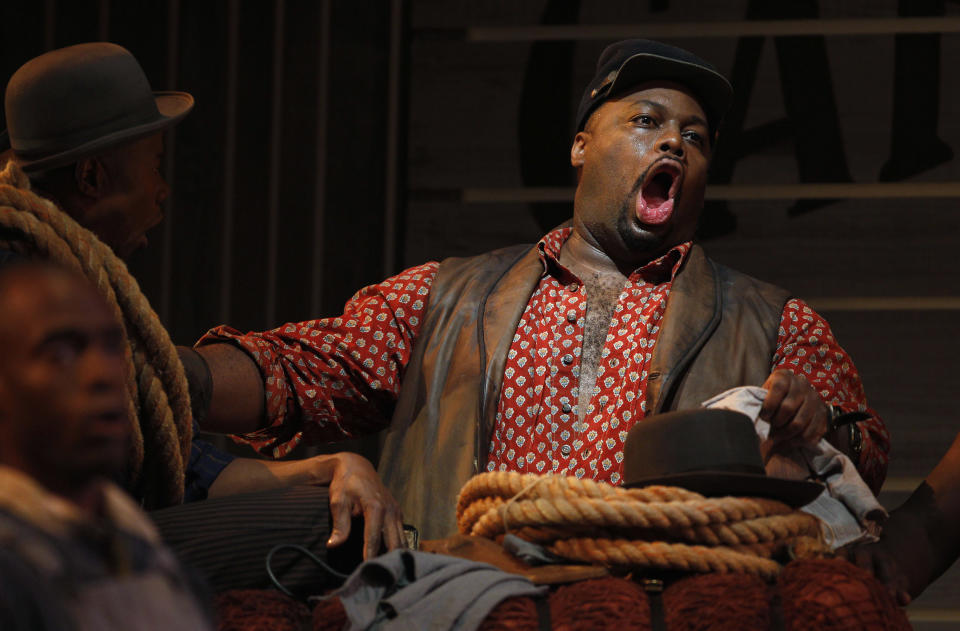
622 408 823 508
3 42 193 172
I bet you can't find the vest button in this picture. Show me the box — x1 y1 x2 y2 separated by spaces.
562 354 574 365
567 283 579 293
561 402 572 413
560 444 572 456
566 311 577 322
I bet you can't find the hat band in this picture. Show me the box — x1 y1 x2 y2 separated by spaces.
647 462 767 478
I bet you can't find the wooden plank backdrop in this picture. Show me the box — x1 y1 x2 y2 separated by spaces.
2 0 960 621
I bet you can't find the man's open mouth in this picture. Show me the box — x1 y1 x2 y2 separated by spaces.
636 161 682 226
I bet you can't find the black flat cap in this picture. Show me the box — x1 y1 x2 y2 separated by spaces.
576 39 733 134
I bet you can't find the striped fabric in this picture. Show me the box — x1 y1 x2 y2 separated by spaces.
150 485 361 594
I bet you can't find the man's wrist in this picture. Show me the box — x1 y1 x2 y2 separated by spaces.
826 405 866 462
310 453 341 486
848 422 863 462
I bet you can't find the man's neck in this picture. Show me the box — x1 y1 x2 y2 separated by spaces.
558 229 628 281
68 482 107 516
25 467 105 517
0 463 108 528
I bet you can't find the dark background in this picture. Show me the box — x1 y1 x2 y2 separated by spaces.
2 1 960 621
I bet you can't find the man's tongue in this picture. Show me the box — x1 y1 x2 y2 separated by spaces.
636 174 675 225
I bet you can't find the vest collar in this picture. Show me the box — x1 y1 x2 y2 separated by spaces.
647 244 722 413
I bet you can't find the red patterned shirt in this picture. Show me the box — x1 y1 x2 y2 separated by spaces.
200 228 889 492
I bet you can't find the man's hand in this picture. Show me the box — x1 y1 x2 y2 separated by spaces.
207 451 404 560
760 369 829 448
846 541 912 606
847 481 960 606
325 452 405 560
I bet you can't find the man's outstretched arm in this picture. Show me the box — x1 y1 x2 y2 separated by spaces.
850 431 960 604
191 261 439 456
176 262 440 557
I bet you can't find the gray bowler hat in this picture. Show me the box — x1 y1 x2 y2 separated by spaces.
3 42 193 172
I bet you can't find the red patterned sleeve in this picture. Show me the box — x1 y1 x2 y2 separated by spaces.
197 261 440 458
773 298 890 494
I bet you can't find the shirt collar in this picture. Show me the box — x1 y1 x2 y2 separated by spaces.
536 226 692 284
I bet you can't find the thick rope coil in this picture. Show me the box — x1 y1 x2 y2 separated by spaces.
458 471 827 579
469 495 800 540
550 538 783 579
0 162 191 507
457 471 703 516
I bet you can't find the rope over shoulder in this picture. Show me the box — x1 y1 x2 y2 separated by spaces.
0 161 192 508
457 471 828 578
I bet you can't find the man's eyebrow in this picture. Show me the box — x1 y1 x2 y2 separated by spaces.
628 100 709 128
633 99 666 113
35 324 122 348
35 327 85 348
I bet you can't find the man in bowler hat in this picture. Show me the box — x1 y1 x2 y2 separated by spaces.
190 39 890 540
2 43 401 585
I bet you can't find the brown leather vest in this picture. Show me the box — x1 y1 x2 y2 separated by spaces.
378 243 790 539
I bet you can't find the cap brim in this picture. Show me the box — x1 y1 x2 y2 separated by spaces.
14 90 194 172
624 471 824 508
609 53 733 126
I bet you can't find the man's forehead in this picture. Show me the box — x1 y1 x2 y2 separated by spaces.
105 132 163 161
0 268 113 335
138 132 164 153
611 81 709 117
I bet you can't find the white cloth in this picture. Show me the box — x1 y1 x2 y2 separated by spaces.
701 386 886 549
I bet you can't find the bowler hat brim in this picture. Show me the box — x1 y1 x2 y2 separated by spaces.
625 471 824 508
10 91 193 172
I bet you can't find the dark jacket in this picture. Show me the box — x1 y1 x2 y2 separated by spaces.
378 243 790 539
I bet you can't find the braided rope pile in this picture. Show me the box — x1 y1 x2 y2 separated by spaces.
457 471 827 579
0 162 191 508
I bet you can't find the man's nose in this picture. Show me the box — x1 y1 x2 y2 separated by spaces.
84 347 127 393
657 126 684 157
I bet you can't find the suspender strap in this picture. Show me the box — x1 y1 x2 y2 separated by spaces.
643 578 668 631
535 594 552 631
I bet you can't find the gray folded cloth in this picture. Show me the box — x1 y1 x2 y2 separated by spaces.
323 549 545 631
502 534 565 566
702 386 886 549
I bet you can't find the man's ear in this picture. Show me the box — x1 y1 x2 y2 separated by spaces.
74 156 109 199
570 131 590 168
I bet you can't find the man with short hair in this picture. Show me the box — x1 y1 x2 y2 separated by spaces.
2 42 400 578
192 40 890 540
0 262 211 630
